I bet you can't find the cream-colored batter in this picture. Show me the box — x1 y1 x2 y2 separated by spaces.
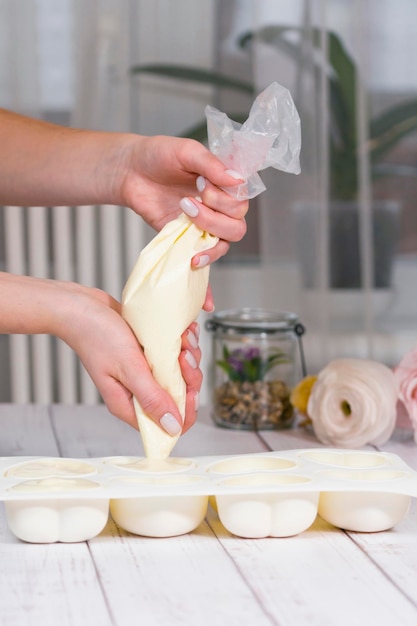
109 456 194 473
122 214 217 459
6 458 97 478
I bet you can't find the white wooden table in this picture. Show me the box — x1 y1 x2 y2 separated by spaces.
1 403 417 626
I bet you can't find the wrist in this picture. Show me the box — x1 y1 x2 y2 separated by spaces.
96 132 146 208
0 273 75 336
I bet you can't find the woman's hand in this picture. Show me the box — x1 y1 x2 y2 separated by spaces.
119 135 249 265
0 110 248 266
59 285 202 434
0 272 202 435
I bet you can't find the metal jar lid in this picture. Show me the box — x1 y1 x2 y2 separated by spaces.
205 308 303 334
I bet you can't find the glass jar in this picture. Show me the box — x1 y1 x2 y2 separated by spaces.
205 308 306 431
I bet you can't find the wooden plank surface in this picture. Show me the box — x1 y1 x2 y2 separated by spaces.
0 404 113 626
1 404 417 626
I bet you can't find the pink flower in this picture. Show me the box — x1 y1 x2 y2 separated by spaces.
394 346 417 443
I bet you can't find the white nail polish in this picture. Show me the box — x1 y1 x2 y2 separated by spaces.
196 176 206 192
180 197 199 217
194 391 200 411
185 350 198 369
225 169 244 180
195 254 210 268
186 329 198 349
160 412 182 436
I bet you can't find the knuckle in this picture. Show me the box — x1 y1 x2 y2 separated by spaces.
137 389 167 418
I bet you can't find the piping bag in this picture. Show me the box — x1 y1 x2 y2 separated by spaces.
121 81 301 459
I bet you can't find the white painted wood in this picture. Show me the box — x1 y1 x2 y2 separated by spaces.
28 206 53 403
4 202 138 405
123 206 146 279
75 204 100 404
50 404 144 458
0 404 58 457
50 404 272 626
49 405 269 458
4 206 31 402
0 404 113 626
206 506 417 626
259 416 379 453
52 205 78 403
88 516 273 626
99 204 123 299
2 405 417 626
7 335 32 403
75 204 97 288
0 518 113 626
346 500 417 609
339 426 417 607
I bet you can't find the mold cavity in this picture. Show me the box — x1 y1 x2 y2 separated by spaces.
109 474 203 487
318 469 408 482
219 474 311 488
107 456 194 474
8 478 101 493
5 458 97 479
208 455 296 475
300 451 388 469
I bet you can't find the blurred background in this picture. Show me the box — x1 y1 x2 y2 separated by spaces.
0 0 416 405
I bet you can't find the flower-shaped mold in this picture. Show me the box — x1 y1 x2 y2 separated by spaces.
317 469 411 532
110 475 208 537
5 478 109 543
215 474 318 538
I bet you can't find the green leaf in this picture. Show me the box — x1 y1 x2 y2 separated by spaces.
215 360 235 379
130 64 254 94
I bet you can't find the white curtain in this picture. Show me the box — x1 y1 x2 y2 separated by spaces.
71 0 132 131
0 0 40 116
1 0 416 400
211 0 417 374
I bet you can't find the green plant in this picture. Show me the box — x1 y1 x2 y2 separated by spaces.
216 345 287 383
131 25 417 201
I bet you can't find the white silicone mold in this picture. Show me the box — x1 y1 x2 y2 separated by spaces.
4 477 108 543
0 449 416 543
109 475 208 537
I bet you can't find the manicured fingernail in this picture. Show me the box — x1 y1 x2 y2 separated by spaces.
196 176 206 192
186 329 198 349
180 197 199 217
160 412 182 436
225 169 244 180
195 195 202 202
194 254 210 268
185 350 198 369
194 391 200 411
194 322 200 338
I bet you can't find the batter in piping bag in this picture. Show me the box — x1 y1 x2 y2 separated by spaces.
122 82 301 459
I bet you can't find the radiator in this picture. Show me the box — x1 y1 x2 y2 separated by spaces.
3 204 145 404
